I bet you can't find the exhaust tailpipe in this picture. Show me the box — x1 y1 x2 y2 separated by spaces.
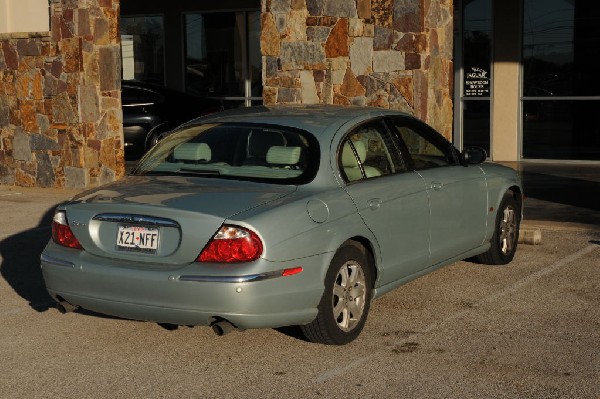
55 300 77 314
211 320 236 336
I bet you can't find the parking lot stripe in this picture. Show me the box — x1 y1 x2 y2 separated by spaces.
314 243 599 383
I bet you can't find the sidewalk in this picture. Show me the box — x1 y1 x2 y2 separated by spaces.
510 162 600 232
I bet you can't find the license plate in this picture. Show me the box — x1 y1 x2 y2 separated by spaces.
116 225 159 253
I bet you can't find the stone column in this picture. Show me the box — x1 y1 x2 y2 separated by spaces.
261 0 454 138
0 0 124 189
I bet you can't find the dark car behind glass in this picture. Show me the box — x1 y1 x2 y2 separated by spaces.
122 81 222 158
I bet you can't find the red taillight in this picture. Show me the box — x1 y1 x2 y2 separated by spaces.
197 225 263 263
51 211 82 249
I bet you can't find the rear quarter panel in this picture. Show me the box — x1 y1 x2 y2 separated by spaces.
228 187 379 283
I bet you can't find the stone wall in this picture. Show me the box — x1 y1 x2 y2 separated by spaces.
0 0 124 189
261 0 454 138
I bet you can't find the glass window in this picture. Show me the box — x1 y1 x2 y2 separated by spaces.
462 100 491 155
523 0 600 97
248 11 263 99
340 121 405 182
523 100 600 160
184 12 243 97
522 0 600 160
120 16 165 84
184 11 262 106
391 118 457 170
133 123 319 185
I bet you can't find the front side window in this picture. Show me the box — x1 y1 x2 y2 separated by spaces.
133 123 318 185
390 118 457 170
339 120 405 182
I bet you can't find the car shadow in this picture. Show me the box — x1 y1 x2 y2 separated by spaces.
0 206 57 312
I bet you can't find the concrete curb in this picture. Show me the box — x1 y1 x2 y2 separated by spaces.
519 220 600 246
522 220 600 234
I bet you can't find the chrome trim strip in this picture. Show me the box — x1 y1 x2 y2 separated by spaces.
92 213 179 228
40 253 75 269
178 270 283 283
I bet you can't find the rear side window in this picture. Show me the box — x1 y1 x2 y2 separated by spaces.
339 119 406 182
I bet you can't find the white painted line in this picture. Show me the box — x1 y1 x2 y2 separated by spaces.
0 192 22 197
314 243 599 383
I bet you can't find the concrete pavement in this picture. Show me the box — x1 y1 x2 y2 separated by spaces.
0 163 599 398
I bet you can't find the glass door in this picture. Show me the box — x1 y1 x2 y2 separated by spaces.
455 0 493 156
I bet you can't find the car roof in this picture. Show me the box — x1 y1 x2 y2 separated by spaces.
192 104 413 137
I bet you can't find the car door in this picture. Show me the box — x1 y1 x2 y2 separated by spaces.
338 118 431 286
389 116 488 265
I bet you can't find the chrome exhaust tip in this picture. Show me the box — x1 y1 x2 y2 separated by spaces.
211 319 236 336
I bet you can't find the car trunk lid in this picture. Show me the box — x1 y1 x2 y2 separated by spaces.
63 176 295 264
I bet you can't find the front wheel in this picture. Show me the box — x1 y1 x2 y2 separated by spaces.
301 241 373 345
476 193 521 265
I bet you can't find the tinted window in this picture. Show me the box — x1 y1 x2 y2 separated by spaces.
523 0 600 97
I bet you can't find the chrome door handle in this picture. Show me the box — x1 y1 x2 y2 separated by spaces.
367 198 382 210
431 181 443 190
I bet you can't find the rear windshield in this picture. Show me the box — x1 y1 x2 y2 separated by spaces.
132 123 320 185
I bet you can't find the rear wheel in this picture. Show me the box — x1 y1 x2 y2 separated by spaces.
301 241 373 345
476 193 521 265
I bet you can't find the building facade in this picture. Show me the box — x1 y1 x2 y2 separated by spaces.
1 0 598 189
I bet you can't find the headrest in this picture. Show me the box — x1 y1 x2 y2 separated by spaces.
247 130 286 157
342 141 366 167
173 143 211 162
266 146 301 166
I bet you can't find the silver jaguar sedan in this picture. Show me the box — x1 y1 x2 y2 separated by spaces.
41 105 522 345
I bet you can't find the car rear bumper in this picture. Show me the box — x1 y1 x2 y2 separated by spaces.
41 247 326 330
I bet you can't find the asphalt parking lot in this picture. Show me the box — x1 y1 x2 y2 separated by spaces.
0 187 599 398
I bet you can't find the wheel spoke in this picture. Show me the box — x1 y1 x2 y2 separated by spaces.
499 206 517 255
332 285 345 300
338 264 350 288
346 298 363 319
338 308 350 329
332 298 345 320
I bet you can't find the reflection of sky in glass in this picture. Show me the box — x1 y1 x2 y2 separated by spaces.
524 0 574 63
186 15 207 61
464 0 491 33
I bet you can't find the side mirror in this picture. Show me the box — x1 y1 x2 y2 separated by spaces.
461 147 487 165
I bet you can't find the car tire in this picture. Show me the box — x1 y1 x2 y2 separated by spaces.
301 241 373 345
476 193 521 265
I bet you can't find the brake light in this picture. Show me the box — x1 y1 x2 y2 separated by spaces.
51 211 82 249
197 225 263 263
